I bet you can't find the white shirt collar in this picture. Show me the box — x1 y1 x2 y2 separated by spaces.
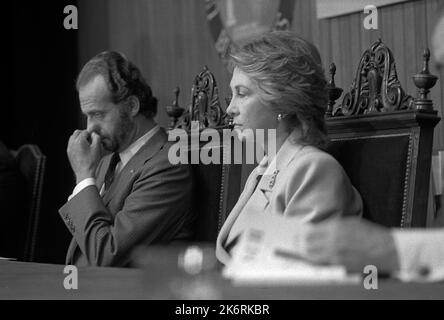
118 124 161 170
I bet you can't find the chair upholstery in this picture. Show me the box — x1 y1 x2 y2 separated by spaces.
166 66 241 242
189 137 242 242
14 144 46 261
325 40 440 228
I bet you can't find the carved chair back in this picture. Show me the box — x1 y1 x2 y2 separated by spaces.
325 40 440 228
166 66 241 241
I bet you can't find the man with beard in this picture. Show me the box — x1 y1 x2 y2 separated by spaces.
59 51 193 267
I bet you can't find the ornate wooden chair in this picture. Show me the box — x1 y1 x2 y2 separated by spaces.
325 40 440 228
166 66 242 242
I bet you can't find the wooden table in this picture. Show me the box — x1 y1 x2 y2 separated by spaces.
1 248 444 300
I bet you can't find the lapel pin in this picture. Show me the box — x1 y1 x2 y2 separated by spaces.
269 170 279 189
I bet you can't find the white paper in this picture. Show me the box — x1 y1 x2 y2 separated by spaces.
223 213 360 285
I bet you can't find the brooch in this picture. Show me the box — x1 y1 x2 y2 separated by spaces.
259 170 280 191
268 170 279 189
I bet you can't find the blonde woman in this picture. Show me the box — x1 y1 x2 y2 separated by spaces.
216 31 363 264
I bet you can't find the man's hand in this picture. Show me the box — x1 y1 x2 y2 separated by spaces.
303 217 400 274
67 130 102 184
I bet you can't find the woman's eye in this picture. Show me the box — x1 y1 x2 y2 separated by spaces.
236 91 247 98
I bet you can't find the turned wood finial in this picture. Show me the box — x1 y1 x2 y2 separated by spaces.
173 87 180 104
412 48 438 112
165 86 184 129
329 63 337 85
326 63 343 117
422 48 431 74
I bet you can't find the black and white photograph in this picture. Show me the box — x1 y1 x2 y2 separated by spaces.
0 0 444 306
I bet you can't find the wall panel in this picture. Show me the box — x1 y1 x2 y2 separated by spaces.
77 0 443 151
291 0 443 152
78 0 231 130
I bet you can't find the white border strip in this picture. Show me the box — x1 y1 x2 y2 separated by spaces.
316 0 410 19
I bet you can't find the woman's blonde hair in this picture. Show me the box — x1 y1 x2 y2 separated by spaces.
230 31 328 147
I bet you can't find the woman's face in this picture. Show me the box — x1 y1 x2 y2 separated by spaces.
227 67 278 139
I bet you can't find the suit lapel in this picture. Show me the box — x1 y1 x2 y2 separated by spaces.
216 166 262 264
101 128 168 207
215 130 306 264
257 130 304 206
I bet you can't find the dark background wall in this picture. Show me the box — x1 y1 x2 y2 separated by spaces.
2 1 80 263
2 0 443 263
77 0 444 151
294 0 444 151
77 0 233 131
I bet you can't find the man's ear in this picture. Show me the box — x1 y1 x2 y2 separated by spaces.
127 96 140 117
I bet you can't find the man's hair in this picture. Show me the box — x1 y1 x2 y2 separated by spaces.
76 51 158 118
230 31 328 147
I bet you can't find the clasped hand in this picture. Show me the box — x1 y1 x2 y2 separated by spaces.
67 130 102 184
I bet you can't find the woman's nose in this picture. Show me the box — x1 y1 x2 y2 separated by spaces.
226 98 238 117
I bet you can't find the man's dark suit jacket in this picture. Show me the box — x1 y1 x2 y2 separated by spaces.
59 128 194 267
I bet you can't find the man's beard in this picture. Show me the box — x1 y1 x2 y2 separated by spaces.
103 110 135 152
